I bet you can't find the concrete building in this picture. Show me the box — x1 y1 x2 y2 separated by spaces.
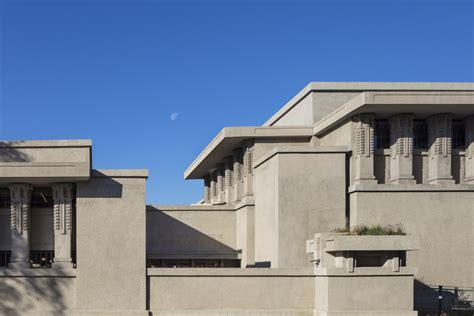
0 82 473 315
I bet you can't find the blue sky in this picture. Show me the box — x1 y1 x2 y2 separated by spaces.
0 0 472 204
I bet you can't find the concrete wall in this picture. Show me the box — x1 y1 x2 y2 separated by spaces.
148 268 314 313
147 206 237 259
350 189 474 287
235 204 255 267
254 148 347 268
0 271 76 313
75 169 147 312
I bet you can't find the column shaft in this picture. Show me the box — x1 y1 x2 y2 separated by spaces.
464 115 474 183
203 176 211 204
352 114 377 184
232 148 243 202
224 156 234 204
427 114 454 184
389 114 415 184
242 140 254 196
9 184 32 268
52 183 74 268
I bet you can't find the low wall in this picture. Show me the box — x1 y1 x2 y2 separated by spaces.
148 268 315 315
0 269 76 313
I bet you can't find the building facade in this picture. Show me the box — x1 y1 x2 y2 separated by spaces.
0 82 472 315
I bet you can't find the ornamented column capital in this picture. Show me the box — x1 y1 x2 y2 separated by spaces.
9 184 33 234
388 114 415 184
52 183 74 235
426 113 454 184
352 114 376 184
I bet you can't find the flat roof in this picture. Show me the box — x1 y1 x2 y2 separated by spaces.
184 126 313 179
0 139 92 148
264 82 474 126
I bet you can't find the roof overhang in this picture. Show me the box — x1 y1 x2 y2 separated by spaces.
265 82 474 127
184 126 313 179
313 91 474 137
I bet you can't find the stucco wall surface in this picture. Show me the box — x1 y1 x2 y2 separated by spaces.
75 170 147 311
350 190 474 287
148 268 314 311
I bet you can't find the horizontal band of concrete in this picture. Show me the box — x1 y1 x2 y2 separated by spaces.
147 268 315 277
254 146 349 169
314 267 416 277
147 252 241 260
0 268 77 277
151 310 314 316
92 169 149 178
148 196 255 212
349 183 474 193
0 139 92 148
323 235 420 252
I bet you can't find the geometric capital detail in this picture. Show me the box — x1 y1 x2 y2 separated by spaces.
242 139 254 176
426 113 454 184
389 114 414 159
352 113 375 159
8 184 33 235
52 183 74 235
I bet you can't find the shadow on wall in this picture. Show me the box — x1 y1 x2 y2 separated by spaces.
146 210 238 257
0 270 74 313
0 142 30 162
414 280 473 316
76 171 123 198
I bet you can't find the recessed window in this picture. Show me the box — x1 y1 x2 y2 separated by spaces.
30 188 54 208
413 120 428 149
0 188 10 208
374 120 390 149
452 120 465 149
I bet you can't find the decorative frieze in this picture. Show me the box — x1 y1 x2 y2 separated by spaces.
464 115 474 183
352 114 377 184
427 114 454 184
8 184 32 268
389 114 415 184
224 156 234 204
232 148 243 202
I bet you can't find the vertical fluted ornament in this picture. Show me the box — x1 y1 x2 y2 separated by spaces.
464 115 474 183
389 114 415 184
52 184 74 235
232 148 243 202
352 114 376 184
427 114 454 184
9 184 32 235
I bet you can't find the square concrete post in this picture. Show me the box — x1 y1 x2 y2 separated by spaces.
465 115 474 183
389 114 416 184
224 156 234 204
8 184 32 268
232 148 243 202
203 175 211 204
242 139 254 196
352 114 377 184
216 163 226 204
427 114 454 184
52 183 74 268
209 169 217 203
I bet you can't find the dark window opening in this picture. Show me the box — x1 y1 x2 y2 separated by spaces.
0 251 11 267
374 120 390 149
30 250 54 268
414 120 428 149
147 258 241 268
452 120 465 149
31 188 54 208
0 188 10 208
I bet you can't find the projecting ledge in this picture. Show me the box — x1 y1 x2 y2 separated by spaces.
349 183 474 193
314 267 416 276
0 268 77 277
147 268 314 277
323 235 420 252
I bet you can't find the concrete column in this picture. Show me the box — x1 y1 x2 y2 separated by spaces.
427 114 454 184
242 139 254 197
352 114 377 184
52 183 74 268
203 175 211 204
8 184 32 268
232 148 243 202
216 163 226 204
209 169 217 203
464 115 474 183
224 156 234 204
389 114 416 184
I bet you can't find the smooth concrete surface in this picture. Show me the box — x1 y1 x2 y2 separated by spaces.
148 268 315 311
0 140 91 183
75 169 148 311
350 190 474 287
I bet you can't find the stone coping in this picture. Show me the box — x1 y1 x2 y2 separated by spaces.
314 267 416 276
349 183 474 193
184 126 313 179
264 82 474 127
147 197 255 212
92 169 149 178
0 139 92 148
321 235 420 252
0 268 77 277
148 252 241 260
254 146 349 169
148 268 315 277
